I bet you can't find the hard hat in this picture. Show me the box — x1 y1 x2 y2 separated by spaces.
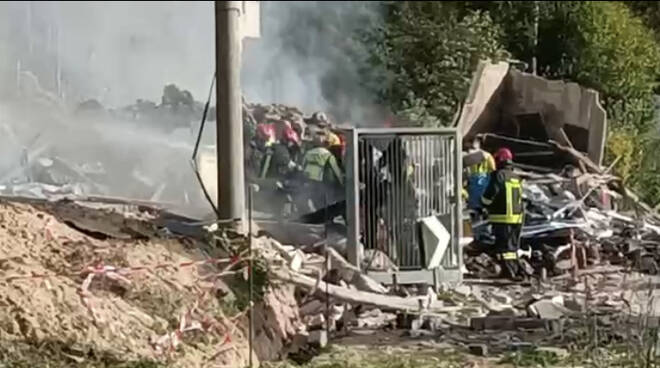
494 147 514 163
257 123 276 142
327 131 341 147
283 126 301 146
313 112 328 124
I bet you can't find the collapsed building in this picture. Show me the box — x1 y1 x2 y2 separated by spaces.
3 53 660 366
458 61 607 167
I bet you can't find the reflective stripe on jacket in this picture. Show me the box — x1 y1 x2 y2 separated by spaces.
302 147 344 185
481 167 523 224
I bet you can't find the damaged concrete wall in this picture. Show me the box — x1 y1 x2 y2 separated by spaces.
459 62 608 166
458 60 509 141
503 70 607 165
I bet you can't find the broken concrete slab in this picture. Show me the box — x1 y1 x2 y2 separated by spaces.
273 269 464 313
528 299 572 319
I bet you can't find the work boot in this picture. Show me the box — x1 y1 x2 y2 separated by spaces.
499 260 523 281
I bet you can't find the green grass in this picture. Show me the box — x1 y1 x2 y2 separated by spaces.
0 340 166 368
498 351 562 367
263 345 467 368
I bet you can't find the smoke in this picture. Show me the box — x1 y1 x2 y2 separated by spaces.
55 1 216 107
242 1 387 124
1 1 384 111
0 1 387 217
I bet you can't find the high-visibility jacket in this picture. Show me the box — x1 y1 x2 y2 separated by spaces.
467 150 496 176
481 166 523 224
302 147 344 185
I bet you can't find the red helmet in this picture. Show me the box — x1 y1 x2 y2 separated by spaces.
494 147 514 163
283 126 301 146
256 123 276 144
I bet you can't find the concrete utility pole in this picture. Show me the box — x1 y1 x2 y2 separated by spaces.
215 1 245 229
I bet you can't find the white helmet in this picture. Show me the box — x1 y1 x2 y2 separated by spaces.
313 112 328 124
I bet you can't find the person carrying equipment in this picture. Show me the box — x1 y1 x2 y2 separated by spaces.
481 147 524 281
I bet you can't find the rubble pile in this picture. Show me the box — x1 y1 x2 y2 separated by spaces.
464 135 660 280
251 231 659 359
0 198 318 367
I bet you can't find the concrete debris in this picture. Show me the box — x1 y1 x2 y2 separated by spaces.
528 298 571 319
464 133 660 281
356 309 396 329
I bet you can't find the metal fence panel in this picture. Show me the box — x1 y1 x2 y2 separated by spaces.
344 128 462 283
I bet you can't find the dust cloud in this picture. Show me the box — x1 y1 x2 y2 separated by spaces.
0 1 384 217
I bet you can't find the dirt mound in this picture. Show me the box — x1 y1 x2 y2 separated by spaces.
0 199 252 367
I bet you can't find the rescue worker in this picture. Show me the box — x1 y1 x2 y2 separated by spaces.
259 120 301 179
466 136 496 211
481 148 524 281
323 125 343 168
300 130 345 212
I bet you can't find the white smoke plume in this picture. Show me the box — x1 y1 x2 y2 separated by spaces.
0 1 385 217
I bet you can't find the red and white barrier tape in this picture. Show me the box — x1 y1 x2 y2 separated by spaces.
32 218 254 359
150 255 250 358
2 256 238 282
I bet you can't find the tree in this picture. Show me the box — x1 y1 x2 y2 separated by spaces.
363 2 507 126
625 1 660 40
455 1 660 204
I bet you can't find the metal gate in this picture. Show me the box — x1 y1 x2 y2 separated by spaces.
344 128 463 286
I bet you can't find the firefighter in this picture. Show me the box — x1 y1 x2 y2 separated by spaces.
300 130 345 212
324 126 343 168
259 120 301 179
481 147 524 281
